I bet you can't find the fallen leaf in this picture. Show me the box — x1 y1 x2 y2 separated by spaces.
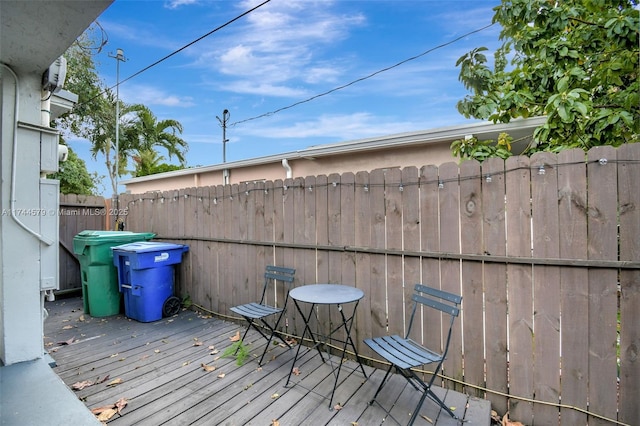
230 331 241 342
208 345 215 350
201 363 216 372
110 353 119 358
58 337 77 345
217 373 225 378
79 315 85 322
96 407 118 421
501 412 525 426
334 403 342 410
351 423 359 426
271 393 279 399
271 420 280 426
96 375 110 384
420 414 434 423
91 405 115 414
107 378 123 387
292 367 301 376
193 341 203 347
182 361 190 367
72 380 94 390
154 349 160 353
62 325 74 330
114 397 128 414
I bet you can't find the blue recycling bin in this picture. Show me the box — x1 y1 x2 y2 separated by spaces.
112 241 189 322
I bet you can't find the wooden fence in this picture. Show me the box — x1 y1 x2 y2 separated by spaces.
117 144 639 426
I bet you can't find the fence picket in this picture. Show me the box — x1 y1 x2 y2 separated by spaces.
402 167 420 343
385 168 404 339
587 146 619 426
482 156 508 412
531 152 562 425
460 159 484 397
617 143 640 425
438 161 463 391
557 148 589 425
505 155 534 423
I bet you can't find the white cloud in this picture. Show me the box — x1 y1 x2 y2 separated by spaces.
121 83 195 107
195 1 366 95
164 0 199 10
239 112 414 140
224 81 307 98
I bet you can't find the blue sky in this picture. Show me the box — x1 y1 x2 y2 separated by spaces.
67 0 502 195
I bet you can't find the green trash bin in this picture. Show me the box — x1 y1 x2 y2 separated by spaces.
73 231 155 317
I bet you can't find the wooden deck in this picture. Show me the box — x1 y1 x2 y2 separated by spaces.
43 296 490 426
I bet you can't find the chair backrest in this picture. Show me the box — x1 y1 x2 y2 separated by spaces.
407 284 462 356
259 265 296 306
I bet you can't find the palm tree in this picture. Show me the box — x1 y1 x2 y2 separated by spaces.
88 88 138 196
129 105 188 167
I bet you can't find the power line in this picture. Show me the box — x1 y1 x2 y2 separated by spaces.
118 0 272 88
76 0 272 109
230 22 496 127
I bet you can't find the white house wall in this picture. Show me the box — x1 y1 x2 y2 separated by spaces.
0 72 50 364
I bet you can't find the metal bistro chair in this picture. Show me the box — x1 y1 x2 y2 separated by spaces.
229 265 295 365
364 284 462 425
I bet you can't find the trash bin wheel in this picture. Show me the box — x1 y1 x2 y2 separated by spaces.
163 296 181 317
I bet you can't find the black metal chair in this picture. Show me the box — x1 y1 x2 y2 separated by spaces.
229 265 295 365
364 284 462 425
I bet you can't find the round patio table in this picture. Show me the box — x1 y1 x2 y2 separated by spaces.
286 284 368 410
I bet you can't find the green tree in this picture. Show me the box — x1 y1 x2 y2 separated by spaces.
131 149 182 177
57 25 106 139
86 88 139 196
49 145 102 195
129 105 188 166
453 0 639 160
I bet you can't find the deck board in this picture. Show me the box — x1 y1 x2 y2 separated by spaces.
44 297 490 425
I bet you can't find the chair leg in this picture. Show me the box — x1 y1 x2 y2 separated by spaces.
410 369 459 420
234 321 254 355
258 325 285 365
407 390 430 426
370 364 394 404
426 388 458 419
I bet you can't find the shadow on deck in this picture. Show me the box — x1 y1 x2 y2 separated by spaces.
42 297 491 426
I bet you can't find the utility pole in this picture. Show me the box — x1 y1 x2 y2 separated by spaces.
109 48 126 230
216 109 230 163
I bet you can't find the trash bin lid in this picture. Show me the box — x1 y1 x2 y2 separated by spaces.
73 231 156 254
74 230 156 241
111 241 189 253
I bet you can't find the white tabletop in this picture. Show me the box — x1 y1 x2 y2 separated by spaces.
289 284 364 305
